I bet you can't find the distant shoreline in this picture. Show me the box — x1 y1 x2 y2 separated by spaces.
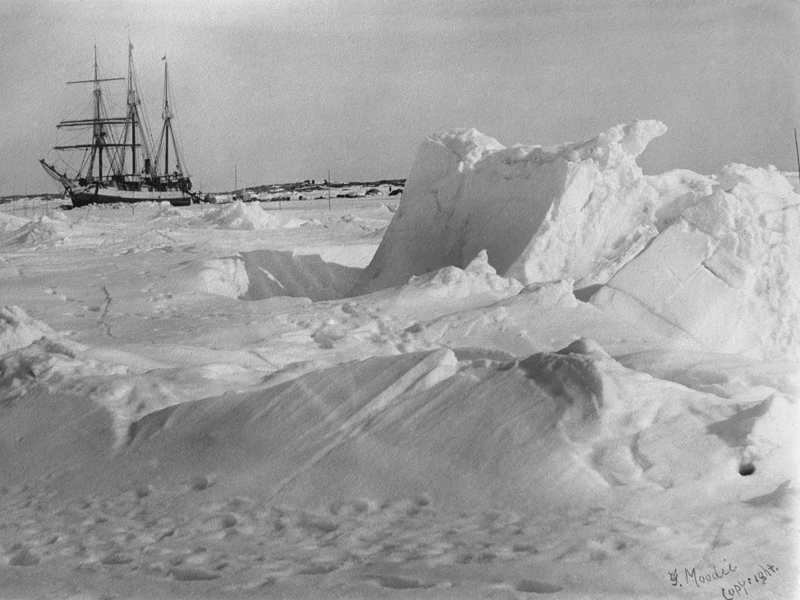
0 178 407 204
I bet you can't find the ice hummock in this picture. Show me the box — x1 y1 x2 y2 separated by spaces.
357 121 800 359
593 163 800 359
356 120 668 294
0 305 56 355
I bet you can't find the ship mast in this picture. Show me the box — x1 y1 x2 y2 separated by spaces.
155 55 186 179
54 45 125 181
129 43 137 176
163 59 170 176
92 46 102 178
118 42 156 179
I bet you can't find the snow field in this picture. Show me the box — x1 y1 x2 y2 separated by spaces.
0 123 797 598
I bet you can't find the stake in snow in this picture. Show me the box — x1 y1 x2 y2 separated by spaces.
40 45 198 208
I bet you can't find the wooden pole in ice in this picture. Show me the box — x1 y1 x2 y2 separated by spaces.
328 168 331 211
794 128 800 180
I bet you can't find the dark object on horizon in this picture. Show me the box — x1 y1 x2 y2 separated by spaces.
40 44 200 208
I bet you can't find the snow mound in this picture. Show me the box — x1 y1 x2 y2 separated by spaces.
592 164 800 359
196 256 250 298
282 217 321 228
364 249 524 321
109 341 783 512
2 337 792 514
124 348 612 510
0 256 18 279
155 201 193 219
355 121 667 294
0 215 69 248
0 210 30 231
0 333 268 445
199 200 277 230
196 249 362 301
0 337 96 405
0 305 57 355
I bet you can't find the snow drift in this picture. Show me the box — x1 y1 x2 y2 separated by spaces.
194 249 362 301
363 250 524 322
198 200 277 230
5 339 790 517
0 211 30 232
0 214 69 248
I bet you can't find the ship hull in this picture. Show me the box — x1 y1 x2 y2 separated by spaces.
70 186 193 208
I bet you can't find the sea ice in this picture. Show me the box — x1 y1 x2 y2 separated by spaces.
356 120 667 294
593 164 800 359
0 123 797 599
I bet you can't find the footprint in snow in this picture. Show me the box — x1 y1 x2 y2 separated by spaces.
8 548 40 566
365 574 437 590
221 576 277 592
170 566 221 581
515 579 564 594
187 474 215 491
100 552 135 565
295 562 339 575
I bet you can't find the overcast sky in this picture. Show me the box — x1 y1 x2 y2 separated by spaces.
1 0 797 195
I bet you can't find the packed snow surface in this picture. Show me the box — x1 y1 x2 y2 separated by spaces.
0 123 797 599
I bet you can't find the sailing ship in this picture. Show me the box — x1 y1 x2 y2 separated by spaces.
40 45 198 207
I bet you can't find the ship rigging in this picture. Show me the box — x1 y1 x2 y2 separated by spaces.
40 44 198 207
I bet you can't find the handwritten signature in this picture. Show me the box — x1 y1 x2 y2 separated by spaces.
669 559 738 588
667 561 778 598
720 564 778 599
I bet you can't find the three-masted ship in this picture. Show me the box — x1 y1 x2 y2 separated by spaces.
40 45 198 207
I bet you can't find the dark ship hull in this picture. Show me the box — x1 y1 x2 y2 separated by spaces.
69 186 195 207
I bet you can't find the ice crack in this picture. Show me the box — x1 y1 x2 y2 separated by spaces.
600 284 706 346
100 285 114 338
701 261 736 291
